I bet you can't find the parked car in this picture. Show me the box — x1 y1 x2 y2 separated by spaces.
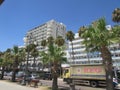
26 74 39 83
18 73 39 85
41 73 52 80
26 74 39 80
4 71 12 80
16 72 25 82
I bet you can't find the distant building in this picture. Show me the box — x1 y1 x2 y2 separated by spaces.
24 20 66 71
67 33 102 65
23 21 120 71
67 33 120 68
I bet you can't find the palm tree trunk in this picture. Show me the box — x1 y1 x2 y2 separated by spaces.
100 45 114 90
52 64 58 90
33 57 36 71
12 60 18 82
52 75 58 90
41 64 45 71
12 69 16 82
0 66 5 79
71 42 75 63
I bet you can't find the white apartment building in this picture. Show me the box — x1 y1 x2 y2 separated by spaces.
23 20 66 70
67 33 120 68
25 19 66 46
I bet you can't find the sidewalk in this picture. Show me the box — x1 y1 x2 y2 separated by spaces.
58 77 63 81
0 80 106 90
37 86 51 90
0 80 38 90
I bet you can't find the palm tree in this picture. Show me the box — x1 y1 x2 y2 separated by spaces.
18 47 26 70
55 36 65 76
112 25 120 38
40 39 48 70
5 49 13 71
47 36 54 46
40 36 66 90
0 51 4 79
11 46 21 82
112 8 120 59
48 44 66 90
19 47 26 61
66 31 75 63
39 51 49 71
0 49 13 79
41 39 47 48
78 17 116 90
25 43 35 72
30 44 39 71
112 8 120 23
55 36 65 47
40 37 55 72
79 26 90 64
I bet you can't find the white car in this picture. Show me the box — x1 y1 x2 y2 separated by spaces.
4 72 12 80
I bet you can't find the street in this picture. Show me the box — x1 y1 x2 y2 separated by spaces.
0 79 106 90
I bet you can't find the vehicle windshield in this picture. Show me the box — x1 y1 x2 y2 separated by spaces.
63 69 69 75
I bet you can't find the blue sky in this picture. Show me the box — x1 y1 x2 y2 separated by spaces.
0 0 119 51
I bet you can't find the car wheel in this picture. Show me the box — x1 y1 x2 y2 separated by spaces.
90 81 98 87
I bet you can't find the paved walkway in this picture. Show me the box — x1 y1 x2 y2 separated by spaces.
0 80 38 90
0 80 106 90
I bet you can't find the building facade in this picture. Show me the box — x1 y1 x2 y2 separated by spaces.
23 20 66 71
67 33 120 68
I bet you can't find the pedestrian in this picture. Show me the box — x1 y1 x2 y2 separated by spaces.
113 77 118 87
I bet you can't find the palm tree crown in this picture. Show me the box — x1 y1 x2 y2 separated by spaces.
55 36 65 47
66 31 75 62
112 8 120 23
78 17 117 90
66 31 75 42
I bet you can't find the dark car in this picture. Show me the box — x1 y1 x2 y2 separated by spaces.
40 73 52 80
